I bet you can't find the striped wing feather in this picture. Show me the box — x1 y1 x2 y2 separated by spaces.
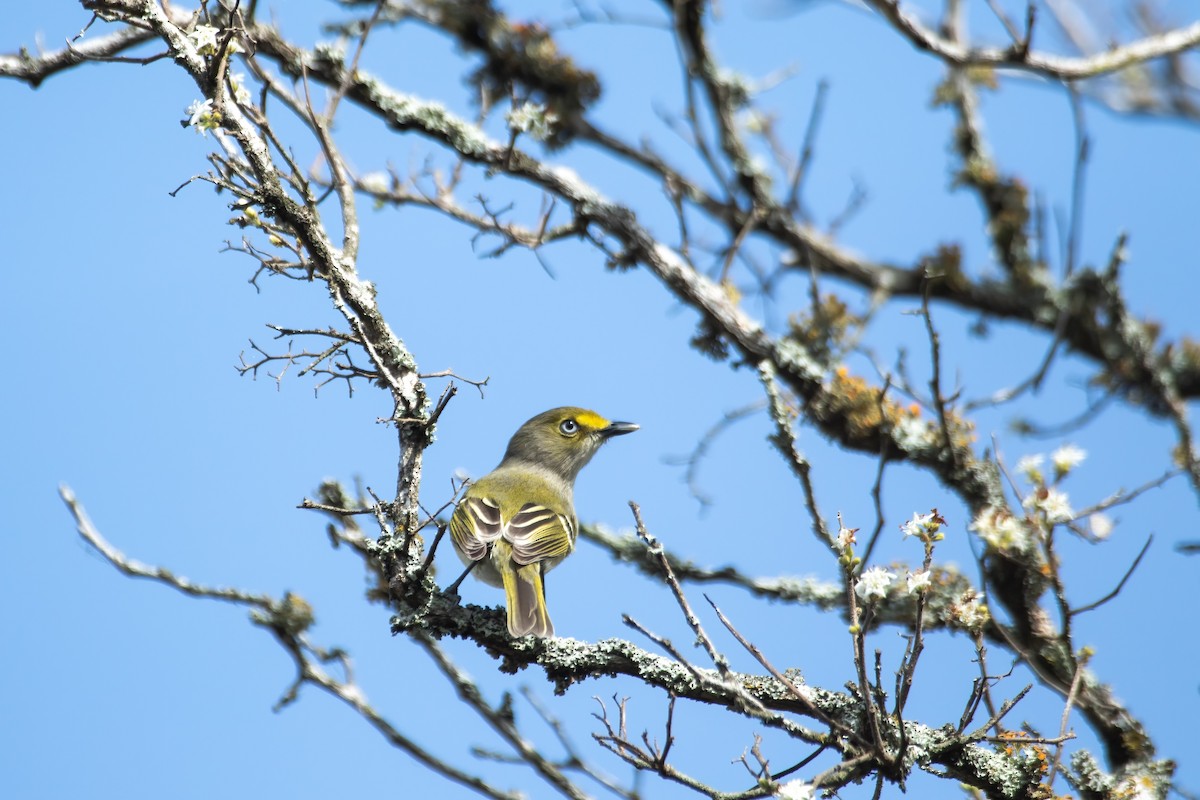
507 503 575 565
449 497 503 561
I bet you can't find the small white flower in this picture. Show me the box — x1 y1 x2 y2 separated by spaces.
776 780 815 800
229 71 251 105
950 592 989 632
1089 513 1114 540
186 98 211 122
1051 444 1086 476
892 414 930 449
971 507 1032 553
836 524 857 551
185 98 219 136
505 102 556 142
191 25 242 55
906 570 932 594
1042 491 1074 523
855 567 896 602
359 172 391 194
901 509 945 541
1025 487 1073 524
1014 454 1045 484
901 511 934 537
189 24 219 55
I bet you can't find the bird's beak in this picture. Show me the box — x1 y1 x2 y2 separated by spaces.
602 421 639 438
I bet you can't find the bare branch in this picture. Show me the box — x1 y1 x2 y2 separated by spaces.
0 23 156 86
866 1 1200 81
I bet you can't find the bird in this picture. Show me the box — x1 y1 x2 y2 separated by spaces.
448 407 638 637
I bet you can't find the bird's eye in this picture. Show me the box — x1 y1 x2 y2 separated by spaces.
559 419 579 436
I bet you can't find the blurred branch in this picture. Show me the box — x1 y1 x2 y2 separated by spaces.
865 1 1200 82
0 22 156 86
579 523 842 609
663 400 764 510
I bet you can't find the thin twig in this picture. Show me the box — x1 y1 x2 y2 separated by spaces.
1070 535 1153 616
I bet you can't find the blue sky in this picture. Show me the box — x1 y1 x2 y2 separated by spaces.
3 2 1199 798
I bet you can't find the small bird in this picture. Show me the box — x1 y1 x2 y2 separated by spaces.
449 407 638 637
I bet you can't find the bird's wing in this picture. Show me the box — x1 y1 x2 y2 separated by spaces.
506 503 575 565
449 496 503 561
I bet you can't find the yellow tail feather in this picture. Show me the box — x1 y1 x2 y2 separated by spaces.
497 546 553 637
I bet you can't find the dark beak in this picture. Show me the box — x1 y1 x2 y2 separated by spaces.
602 421 639 438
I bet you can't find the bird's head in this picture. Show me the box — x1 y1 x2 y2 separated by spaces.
501 406 638 483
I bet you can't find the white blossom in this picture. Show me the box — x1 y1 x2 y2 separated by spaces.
855 566 896 601
776 780 815 800
189 25 241 55
360 172 391 194
1025 487 1074 524
188 25 219 55
185 98 218 136
901 510 940 538
901 512 926 537
1089 513 1114 540
505 102 556 142
892 414 930 449
1052 444 1087 476
229 72 251 105
1042 490 1074 523
950 592 989 632
1015 454 1044 484
971 507 1032 553
906 570 932 594
836 524 857 551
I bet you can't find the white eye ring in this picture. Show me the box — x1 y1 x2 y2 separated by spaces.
560 419 579 435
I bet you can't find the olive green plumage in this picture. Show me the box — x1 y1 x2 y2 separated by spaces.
449 407 638 638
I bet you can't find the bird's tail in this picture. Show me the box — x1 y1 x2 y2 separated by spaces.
496 543 553 637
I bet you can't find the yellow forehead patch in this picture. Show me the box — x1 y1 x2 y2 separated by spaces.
573 410 610 431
